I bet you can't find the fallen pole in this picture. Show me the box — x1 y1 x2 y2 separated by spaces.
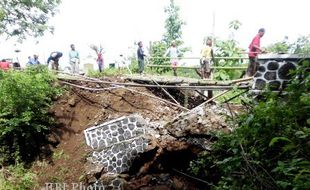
152 79 181 105
119 86 190 111
195 89 232 108
60 81 121 91
167 89 232 125
223 89 249 103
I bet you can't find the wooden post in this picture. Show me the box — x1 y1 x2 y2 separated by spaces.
182 84 189 108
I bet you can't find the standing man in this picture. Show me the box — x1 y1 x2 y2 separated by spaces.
247 28 265 77
165 41 180 76
199 38 215 79
69 44 80 74
137 41 146 74
47 51 63 71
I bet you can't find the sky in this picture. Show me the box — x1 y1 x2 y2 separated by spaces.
1 0 310 67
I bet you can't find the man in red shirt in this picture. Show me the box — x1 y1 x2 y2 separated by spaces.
247 28 265 77
0 59 10 71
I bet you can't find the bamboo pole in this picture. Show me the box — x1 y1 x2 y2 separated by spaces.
195 89 208 99
231 77 253 84
152 79 181 105
60 79 189 111
148 56 248 60
195 89 231 108
167 89 232 125
147 64 247 70
59 81 121 91
57 76 250 90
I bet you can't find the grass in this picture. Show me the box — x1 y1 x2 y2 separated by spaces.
0 164 38 190
52 149 69 161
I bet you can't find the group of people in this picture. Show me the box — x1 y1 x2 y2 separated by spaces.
136 38 216 79
46 44 79 73
47 44 104 74
1 28 265 76
21 43 108 74
136 27 265 79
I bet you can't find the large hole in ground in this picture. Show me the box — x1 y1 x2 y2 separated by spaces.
128 145 201 175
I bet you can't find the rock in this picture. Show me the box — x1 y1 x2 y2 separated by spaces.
278 62 296 80
254 72 262 77
84 162 104 181
172 177 185 190
165 104 230 138
254 79 266 90
68 97 76 107
267 61 279 70
268 81 281 90
264 72 277 80
258 65 266 72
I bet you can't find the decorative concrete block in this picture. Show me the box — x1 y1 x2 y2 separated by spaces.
84 115 148 174
252 54 308 92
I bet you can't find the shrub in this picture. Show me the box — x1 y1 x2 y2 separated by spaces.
190 61 310 189
0 66 62 164
0 163 37 190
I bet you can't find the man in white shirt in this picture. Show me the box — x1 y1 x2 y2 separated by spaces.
69 44 80 74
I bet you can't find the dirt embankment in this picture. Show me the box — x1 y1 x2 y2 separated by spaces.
32 76 240 189
32 77 182 189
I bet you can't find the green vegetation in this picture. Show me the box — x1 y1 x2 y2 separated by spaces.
52 149 69 161
149 0 188 73
190 61 310 189
0 0 61 40
266 35 310 55
0 66 62 164
163 0 185 45
213 20 245 80
0 163 38 190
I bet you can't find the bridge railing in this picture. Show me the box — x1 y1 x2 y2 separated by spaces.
145 56 249 71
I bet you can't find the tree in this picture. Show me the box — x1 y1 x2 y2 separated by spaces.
266 35 310 55
213 20 244 80
0 0 61 40
149 0 187 73
163 0 186 45
190 61 310 189
228 19 242 40
291 35 310 55
266 36 290 54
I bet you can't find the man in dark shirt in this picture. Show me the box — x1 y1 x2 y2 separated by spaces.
47 51 63 71
137 41 146 74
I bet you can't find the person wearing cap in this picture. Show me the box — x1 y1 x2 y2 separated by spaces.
69 44 80 74
164 41 180 76
247 28 265 77
47 51 63 71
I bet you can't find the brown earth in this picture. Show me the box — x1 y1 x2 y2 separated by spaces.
31 78 181 189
